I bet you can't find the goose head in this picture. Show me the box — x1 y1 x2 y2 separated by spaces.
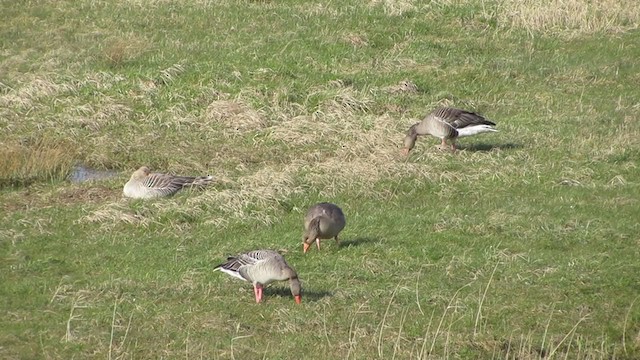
289 276 302 304
401 124 419 155
131 166 151 180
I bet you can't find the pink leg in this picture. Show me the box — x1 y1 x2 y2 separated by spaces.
441 138 447 147
253 284 263 303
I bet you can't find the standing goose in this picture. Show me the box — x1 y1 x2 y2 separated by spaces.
123 166 213 199
214 250 302 304
303 202 346 253
402 107 498 154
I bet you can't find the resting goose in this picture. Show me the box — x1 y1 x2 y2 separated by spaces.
214 250 302 304
402 107 497 154
303 202 346 253
123 166 213 199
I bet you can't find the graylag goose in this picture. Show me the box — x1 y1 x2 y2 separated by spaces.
123 166 213 199
303 202 346 253
214 250 302 304
402 107 497 154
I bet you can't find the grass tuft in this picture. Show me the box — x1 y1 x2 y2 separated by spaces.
204 99 268 137
0 138 77 188
80 201 152 228
155 63 186 85
496 0 640 36
0 77 76 109
103 36 147 67
370 0 418 16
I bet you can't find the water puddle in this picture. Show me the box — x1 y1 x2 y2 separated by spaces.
68 165 118 183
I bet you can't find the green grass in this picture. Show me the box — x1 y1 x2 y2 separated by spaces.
2 0 640 358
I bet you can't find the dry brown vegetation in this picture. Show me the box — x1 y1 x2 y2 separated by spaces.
371 0 640 36
495 0 640 36
0 77 75 110
103 35 148 67
0 138 77 187
2 1 639 358
369 0 418 16
77 91 517 229
68 75 523 228
204 99 268 137
62 70 578 230
3 66 634 232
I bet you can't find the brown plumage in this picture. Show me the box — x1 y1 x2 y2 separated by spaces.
402 107 497 154
303 202 346 253
214 250 302 304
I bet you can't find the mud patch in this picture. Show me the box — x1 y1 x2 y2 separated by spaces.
57 186 120 205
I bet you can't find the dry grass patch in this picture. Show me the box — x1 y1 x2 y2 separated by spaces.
103 35 149 67
64 98 134 132
342 32 369 47
268 102 510 198
1 184 119 212
115 0 228 7
0 77 76 109
267 114 346 146
385 80 419 94
370 0 418 16
349 56 438 75
312 82 374 115
80 163 303 228
56 186 121 206
267 83 374 146
203 99 267 137
80 201 153 228
495 0 640 36
188 163 305 226
0 139 77 187
292 2 340 17
77 71 128 91
290 114 411 195
155 63 186 86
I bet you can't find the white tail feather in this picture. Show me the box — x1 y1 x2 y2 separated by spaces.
215 267 247 281
457 125 498 138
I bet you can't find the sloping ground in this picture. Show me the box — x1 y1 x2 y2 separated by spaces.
1 1 640 359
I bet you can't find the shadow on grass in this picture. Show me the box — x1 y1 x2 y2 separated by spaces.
460 142 523 152
265 288 332 302
339 237 380 249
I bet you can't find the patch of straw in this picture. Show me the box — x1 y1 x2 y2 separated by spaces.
103 35 148 67
80 201 152 228
0 138 77 187
385 80 419 94
495 0 640 36
203 99 267 137
0 77 76 109
370 0 418 16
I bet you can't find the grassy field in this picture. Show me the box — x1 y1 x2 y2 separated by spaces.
2 0 640 358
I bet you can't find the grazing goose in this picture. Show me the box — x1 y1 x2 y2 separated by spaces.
402 107 497 154
123 166 213 199
303 202 346 253
214 250 302 304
